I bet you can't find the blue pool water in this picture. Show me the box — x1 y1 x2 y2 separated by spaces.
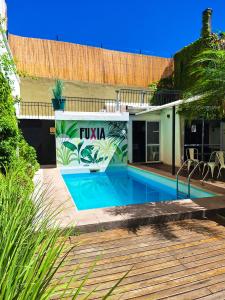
62 166 215 210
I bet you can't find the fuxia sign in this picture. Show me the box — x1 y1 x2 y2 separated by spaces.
80 128 106 140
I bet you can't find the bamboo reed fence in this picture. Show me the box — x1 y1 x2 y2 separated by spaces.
9 34 174 87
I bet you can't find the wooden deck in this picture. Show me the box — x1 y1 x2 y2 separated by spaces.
56 218 225 299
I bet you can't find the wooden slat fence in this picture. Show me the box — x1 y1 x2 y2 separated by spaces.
9 34 174 87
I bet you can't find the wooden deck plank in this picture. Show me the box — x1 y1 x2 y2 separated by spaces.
62 236 224 269
69 227 225 255
67 219 223 244
56 246 225 281
85 265 225 299
61 235 225 271
55 249 225 298
65 234 224 263
54 219 225 299
198 290 225 299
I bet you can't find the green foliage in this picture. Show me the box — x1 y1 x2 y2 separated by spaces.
219 32 225 39
0 72 38 175
149 75 175 105
0 164 125 299
151 76 175 90
52 79 64 100
174 33 223 90
0 19 17 84
148 82 158 91
178 49 225 120
0 53 17 83
0 165 70 299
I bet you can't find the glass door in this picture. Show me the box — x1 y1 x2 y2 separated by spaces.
146 122 160 162
132 121 146 162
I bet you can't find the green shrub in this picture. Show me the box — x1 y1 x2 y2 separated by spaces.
0 72 39 177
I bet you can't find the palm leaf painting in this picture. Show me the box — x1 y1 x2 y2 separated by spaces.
106 121 128 145
63 141 106 165
56 145 77 166
93 139 115 161
80 148 105 164
63 141 77 151
114 143 128 163
63 140 84 163
56 121 78 138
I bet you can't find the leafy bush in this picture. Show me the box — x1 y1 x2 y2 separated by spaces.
0 72 39 177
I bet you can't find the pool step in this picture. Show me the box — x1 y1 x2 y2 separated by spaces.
177 191 189 199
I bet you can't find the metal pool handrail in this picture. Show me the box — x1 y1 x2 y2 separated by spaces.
187 161 205 197
176 160 204 199
176 160 189 199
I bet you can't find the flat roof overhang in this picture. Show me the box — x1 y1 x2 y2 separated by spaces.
135 96 200 116
55 111 129 121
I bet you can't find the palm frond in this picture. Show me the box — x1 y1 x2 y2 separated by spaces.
179 48 225 120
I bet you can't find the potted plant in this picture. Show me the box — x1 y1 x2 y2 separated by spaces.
52 79 66 110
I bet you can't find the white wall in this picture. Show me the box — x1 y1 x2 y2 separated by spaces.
0 0 7 30
160 108 182 166
0 0 20 98
129 107 183 167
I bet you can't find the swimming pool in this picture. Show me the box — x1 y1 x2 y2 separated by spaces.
62 166 215 210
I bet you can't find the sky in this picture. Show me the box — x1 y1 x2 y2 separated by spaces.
7 0 225 58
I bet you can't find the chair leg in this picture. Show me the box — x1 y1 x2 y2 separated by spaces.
187 161 191 173
203 165 210 182
217 168 221 179
211 165 215 179
202 164 206 175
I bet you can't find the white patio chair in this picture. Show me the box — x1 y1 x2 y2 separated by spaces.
202 151 218 179
217 151 225 179
186 148 199 172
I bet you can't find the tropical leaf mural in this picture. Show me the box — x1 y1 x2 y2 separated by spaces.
93 139 116 161
56 120 128 168
56 120 78 138
63 140 85 163
106 121 128 145
56 145 77 165
110 143 128 164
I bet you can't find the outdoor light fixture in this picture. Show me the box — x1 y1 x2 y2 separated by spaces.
191 125 197 133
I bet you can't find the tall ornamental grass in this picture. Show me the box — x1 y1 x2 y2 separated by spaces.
0 164 70 299
0 164 126 299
